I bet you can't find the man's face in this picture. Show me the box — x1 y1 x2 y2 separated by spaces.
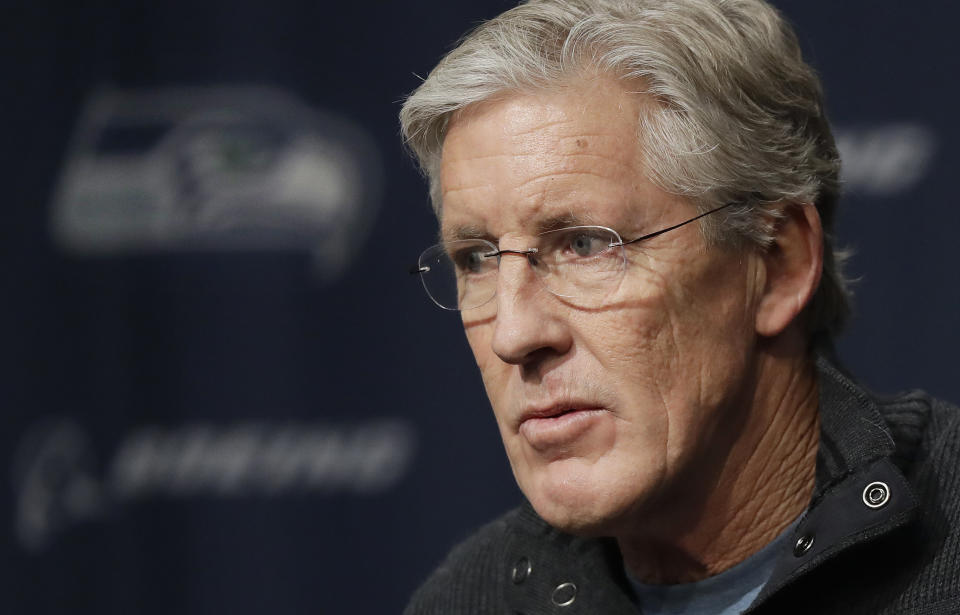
439 77 765 535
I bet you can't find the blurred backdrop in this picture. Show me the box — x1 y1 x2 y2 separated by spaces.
2 1 958 612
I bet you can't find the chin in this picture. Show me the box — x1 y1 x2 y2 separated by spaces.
520 460 649 537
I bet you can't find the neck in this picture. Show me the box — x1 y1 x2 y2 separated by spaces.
618 330 820 584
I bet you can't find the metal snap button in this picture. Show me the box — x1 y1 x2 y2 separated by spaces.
793 533 814 557
551 582 577 607
862 481 890 509
511 557 532 584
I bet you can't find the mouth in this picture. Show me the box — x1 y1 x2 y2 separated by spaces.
518 403 607 452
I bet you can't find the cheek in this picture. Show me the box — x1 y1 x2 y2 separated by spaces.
587 252 754 434
638 248 755 358
463 305 496 358
463 322 510 400
667 255 758 380
580 283 675 397
463 321 489 366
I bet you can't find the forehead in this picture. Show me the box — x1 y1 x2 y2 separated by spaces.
439 78 667 240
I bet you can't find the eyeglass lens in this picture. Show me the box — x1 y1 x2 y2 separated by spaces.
417 226 626 311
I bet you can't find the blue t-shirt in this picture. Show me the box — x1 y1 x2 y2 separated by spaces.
628 518 799 615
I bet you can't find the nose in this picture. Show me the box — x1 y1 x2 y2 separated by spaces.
490 251 572 366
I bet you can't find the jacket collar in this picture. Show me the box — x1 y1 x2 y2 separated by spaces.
812 355 897 492
752 356 920 606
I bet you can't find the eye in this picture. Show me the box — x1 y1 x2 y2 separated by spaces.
564 230 610 258
450 245 494 274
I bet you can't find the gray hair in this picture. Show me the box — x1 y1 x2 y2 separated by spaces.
400 0 850 335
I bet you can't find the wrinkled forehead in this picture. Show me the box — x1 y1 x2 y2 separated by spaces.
437 80 679 243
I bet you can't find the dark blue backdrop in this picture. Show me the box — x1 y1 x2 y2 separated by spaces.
2 1 957 613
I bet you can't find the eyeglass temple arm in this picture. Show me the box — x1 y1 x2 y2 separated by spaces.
611 201 736 247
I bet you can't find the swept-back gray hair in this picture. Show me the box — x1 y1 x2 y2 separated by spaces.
400 0 850 335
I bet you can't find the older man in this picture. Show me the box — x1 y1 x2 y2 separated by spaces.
400 1 960 613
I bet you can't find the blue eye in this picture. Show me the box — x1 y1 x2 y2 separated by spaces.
566 231 609 257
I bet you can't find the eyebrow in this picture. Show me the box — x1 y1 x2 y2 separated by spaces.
442 211 599 243
535 212 595 234
442 224 491 243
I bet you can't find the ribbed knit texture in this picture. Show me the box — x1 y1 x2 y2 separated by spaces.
897 397 960 607
405 513 511 612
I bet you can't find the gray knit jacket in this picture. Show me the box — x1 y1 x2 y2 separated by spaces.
405 357 960 614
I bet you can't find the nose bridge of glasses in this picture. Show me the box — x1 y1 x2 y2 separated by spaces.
487 247 537 257
487 246 548 276
485 245 544 298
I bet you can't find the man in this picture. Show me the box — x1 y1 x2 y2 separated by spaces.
400 1 960 613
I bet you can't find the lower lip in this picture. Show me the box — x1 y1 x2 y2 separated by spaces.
519 409 606 451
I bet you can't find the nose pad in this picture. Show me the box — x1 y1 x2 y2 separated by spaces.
529 254 557 289
524 251 544 272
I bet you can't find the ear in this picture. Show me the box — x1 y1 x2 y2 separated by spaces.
755 203 824 337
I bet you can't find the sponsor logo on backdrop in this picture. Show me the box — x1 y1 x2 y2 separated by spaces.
12 418 416 552
835 123 937 196
50 86 381 281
